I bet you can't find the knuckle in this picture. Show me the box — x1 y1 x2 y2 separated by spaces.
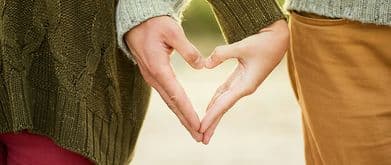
164 96 178 110
169 95 178 105
165 27 181 39
243 86 257 96
185 49 200 63
212 45 228 61
149 68 162 77
149 65 167 77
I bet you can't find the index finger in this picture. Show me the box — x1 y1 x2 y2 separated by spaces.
164 26 204 69
153 64 201 131
200 88 244 133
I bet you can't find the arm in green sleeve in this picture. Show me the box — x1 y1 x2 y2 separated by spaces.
207 0 286 43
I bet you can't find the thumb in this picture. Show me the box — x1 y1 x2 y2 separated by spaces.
165 29 204 69
205 45 238 69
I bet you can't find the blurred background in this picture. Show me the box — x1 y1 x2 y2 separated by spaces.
132 0 304 164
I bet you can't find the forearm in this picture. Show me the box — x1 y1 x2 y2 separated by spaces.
206 0 286 43
116 0 187 63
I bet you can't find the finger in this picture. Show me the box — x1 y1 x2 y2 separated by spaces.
202 115 223 145
200 89 244 133
206 84 228 111
165 29 204 69
199 87 226 142
205 45 239 69
140 64 203 142
207 65 244 111
200 67 242 133
154 82 203 142
135 58 203 141
152 64 201 132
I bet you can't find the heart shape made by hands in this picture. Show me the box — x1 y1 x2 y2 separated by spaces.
125 16 288 144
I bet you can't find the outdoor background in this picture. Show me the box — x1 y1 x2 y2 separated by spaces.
132 0 305 164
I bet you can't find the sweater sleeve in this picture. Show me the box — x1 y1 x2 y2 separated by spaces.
116 0 185 63
207 0 286 44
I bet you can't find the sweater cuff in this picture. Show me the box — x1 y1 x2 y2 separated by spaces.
116 0 181 64
207 0 286 43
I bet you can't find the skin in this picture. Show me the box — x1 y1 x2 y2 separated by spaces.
199 20 290 144
125 16 204 142
125 16 289 144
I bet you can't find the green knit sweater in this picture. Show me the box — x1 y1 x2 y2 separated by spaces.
285 0 391 26
117 0 391 64
0 0 284 165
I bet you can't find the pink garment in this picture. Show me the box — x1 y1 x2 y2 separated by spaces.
0 131 94 165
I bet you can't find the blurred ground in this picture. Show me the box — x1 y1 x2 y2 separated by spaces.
132 1 304 165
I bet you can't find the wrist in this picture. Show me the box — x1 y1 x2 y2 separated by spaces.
260 20 288 32
259 20 289 42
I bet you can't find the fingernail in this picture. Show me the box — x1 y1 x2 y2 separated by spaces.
197 134 203 142
194 136 201 142
205 137 210 145
203 139 209 145
193 133 203 142
205 58 213 69
196 57 204 69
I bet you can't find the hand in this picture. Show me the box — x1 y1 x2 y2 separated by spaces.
125 16 204 142
200 20 289 144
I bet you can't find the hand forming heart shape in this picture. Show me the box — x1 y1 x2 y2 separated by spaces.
125 16 289 145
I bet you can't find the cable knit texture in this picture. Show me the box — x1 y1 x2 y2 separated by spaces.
0 1 151 165
0 0 284 165
285 0 391 25
207 0 286 43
